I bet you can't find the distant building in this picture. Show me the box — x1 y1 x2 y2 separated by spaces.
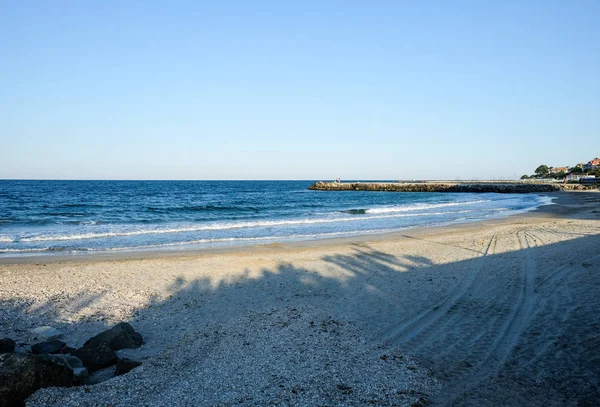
583 158 600 172
566 173 584 182
550 166 569 174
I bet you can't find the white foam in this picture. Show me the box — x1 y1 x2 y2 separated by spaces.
0 247 49 253
537 195 556 206
365 200 488 214
1 229 385 254
18 210 469 243
95 230 379 251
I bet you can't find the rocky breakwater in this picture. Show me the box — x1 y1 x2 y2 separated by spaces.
308 181 563 193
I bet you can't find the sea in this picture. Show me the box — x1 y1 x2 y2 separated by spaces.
0 180 552 257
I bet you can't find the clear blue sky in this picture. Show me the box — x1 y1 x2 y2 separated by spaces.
1 1 598 180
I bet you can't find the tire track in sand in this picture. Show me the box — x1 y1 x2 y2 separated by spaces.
438 229 537 406
379 233 498 345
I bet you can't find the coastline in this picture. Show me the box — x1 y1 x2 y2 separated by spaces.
0 191 567 265
1 191 599 405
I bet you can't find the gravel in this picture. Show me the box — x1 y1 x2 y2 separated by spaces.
28 307 439 406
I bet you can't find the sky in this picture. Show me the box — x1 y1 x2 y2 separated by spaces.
1 1 598 180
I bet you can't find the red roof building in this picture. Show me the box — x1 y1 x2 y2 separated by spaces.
583 158 600 172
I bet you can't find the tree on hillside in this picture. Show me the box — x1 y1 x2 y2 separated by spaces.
534 165 550 178
520 174 530 180
569 166 583 174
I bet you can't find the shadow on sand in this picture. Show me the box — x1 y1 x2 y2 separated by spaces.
2 207 600 406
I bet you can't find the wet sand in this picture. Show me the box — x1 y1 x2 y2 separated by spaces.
1 192 599 406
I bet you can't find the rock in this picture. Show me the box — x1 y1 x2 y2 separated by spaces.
0 338 15 354
114 358 142 376
60 346 77 354
307 181 562 194
30 326 63 341
0 353 72 407
85 322 143 351
88 365 117 384
49 354 83 369
47 355 87 385
72 367 89 384
71 342 117 372
31 340 66 355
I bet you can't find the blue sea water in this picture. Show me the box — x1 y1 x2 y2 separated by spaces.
0 181 551 257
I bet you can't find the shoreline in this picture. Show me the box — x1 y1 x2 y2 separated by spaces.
2 190 599 405
0 192 567 265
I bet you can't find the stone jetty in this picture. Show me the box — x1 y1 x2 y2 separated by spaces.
308 181 563 193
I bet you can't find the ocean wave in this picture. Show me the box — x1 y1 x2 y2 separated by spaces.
58 220 107 226
7 219 58 226
342 209 367 214
146 204 260 213
94 232 356 252
0 229 385 254
42 212 88 217
17 210 467 243
61 203 104 208
364 200 488 214
0 248 49 253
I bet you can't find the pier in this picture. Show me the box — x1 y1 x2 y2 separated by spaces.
308 181 564 193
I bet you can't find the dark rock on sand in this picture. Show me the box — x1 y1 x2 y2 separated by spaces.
88 365 117 384
29 326 63 341
85 322 143 351
0 353 72 407
60 346 77 354
49 354 83 369
72 367 89 384
31 340 66 355
114 358 142 376
64 323 142 375
47 355 88 385
72 342 117 372
0 338 15 354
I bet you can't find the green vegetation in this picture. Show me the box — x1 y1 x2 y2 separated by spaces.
534 165 550 178
525 159 598 180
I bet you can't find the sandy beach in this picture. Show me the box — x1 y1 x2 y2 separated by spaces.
1 191 599 406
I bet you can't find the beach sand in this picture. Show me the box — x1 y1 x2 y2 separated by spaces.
1 192 599 406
